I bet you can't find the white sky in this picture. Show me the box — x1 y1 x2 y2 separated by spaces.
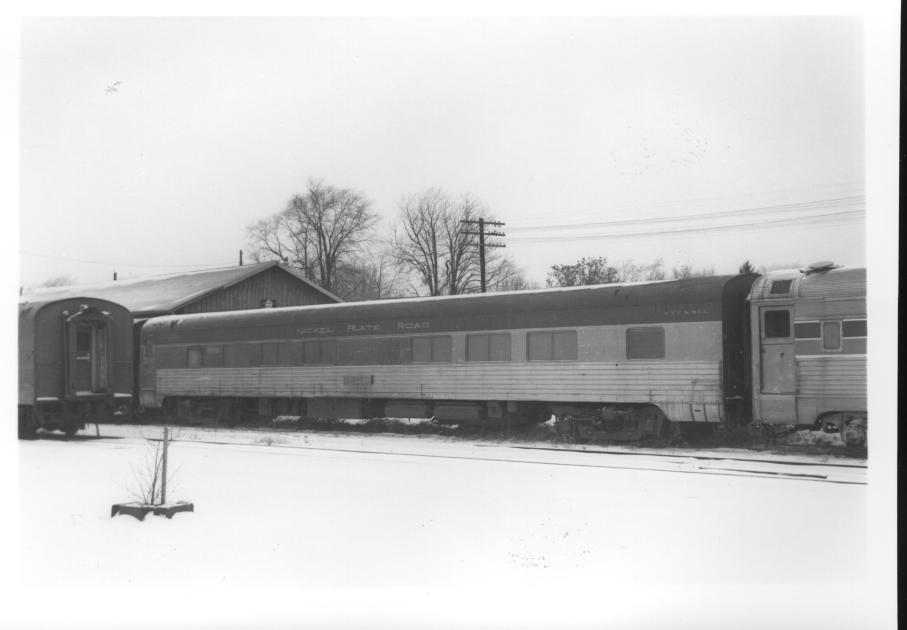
15 14 876 288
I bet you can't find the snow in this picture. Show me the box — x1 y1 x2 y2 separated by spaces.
7 428 884 628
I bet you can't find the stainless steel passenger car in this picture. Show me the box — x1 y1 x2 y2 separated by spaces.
18 297 134 437
140 275 756 437
749 264 866 444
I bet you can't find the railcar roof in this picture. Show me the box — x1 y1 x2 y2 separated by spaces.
144 275 742 332
18 296 133 324
20 262 340 315
751 265 865 301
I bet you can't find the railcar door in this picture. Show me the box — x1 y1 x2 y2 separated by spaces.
758 307 797 423
69 320 109 394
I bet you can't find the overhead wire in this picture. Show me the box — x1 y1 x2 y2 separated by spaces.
508 207 865 243
19 250 236 270
508 196 864 232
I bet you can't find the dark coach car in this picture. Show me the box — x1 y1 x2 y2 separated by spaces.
19 297 134 437
140 275 756 438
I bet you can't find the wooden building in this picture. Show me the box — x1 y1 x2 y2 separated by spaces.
22 261 341 319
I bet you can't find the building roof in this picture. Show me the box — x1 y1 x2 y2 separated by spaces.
20 261 340 315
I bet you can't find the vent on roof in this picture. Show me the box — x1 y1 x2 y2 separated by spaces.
801 261 838 275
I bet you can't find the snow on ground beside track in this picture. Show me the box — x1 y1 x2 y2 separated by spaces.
12 429 872 628
93 422 867 468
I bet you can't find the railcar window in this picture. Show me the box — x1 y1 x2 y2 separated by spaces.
527 331 578 361
278 341 303 365
262 342 279 365
204 346 223 367
187 347 203 368
76 327 91 359
303 340 337 365
794 322 822 339
822 322 842 350
412 335 452 363
769 280 792 295
763 310 791 338
626 327 665 359
338 338 395 365
466 333 511 362
225 343 261 367
842 319 867 338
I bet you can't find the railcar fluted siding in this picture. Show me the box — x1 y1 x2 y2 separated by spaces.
156 361 723 409
796 355 867 398
797 269 866 299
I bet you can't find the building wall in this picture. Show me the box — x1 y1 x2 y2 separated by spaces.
179 267 337 315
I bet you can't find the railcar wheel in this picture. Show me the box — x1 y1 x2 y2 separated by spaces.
556 415 575 439
635 406 668 440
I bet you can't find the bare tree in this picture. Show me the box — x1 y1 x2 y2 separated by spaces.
246 179 379 293
671 264 716 279
614 258 667 282
486 258 539 292
392 188 451 296
391 189 510 296
333 253 407 301
127 428 182 506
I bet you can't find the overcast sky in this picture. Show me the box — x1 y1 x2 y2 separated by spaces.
16 16 875 289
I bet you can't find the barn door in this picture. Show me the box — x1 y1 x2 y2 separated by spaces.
758 307 797 422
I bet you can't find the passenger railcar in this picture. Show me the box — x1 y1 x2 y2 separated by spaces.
140 275 756 439
18 297 134 437
749 264 866 445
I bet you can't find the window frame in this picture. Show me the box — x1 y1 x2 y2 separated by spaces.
793 320 822 340
303 339 338 365
203 345 223 368
769 279 793 295
261 342 280 366
526 330 578 361
842 319 867 339
411 335 453 363
626 326 666 360
822 321 843 352
466 333 512 362
187 346 204 368
762 309 792 340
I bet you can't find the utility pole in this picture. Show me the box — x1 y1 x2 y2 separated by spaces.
460 218 506 293
161 426 169 505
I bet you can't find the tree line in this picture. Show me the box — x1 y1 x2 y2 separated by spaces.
244 178 774 302
245 179 531 301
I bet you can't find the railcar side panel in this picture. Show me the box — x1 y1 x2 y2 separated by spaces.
749 267 866 430
148 319 727 424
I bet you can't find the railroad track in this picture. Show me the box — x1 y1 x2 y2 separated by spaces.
70 423 868 486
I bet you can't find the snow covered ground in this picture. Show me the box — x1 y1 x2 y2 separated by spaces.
6 427 891 629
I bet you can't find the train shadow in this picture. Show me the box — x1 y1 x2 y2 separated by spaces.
25 430 123 442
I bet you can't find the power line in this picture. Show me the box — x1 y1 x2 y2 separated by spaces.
506 182 865 228
507 196 864 233
508 208 864 243
20 250 236 269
